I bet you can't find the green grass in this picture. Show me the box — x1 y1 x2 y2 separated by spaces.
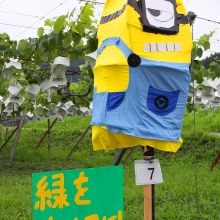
1 110 220 220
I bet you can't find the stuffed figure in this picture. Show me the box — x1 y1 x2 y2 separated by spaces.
91 0 192 152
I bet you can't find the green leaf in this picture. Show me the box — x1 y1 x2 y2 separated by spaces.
53 15 66 34
44 19 53 27
210 63 220 77
62 35 72 46
0 64 3 72
41 35 49 49
28 37 37 45
75 47 83 56
210 61 217 67
84 23 96 31
69 8 76 17
192 60 203 71
17 75 27 81
37 42 43 51
0 77 10 92
17 40 28 51
75 23 84 36
0 42 11 53
33 52 41 65
69 21 74 27
69 52 78 61
12 44 18 58
80 4 94 23
72 27 78 34
72 33 82 46
47 34 56 47
193 48 203 59
37 27 44 39
0 33 10 40
86 35 98 53
203 41 210 50
195 69 205 84
55 34 62 47
193 41 198 49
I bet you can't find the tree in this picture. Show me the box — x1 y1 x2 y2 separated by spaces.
203 52 220 70
0 3 98 166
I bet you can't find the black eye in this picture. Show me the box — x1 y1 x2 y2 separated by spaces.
139 0 179 34
147 9 162 17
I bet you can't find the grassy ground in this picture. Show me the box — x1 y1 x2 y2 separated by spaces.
1 109 220 220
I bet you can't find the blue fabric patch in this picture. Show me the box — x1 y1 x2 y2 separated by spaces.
147 86 180 116
91 88 108 125
106 92 126 111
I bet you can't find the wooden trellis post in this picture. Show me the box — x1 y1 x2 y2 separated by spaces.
143 146 155 220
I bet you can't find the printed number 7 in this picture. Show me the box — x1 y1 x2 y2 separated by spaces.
148 168 155 180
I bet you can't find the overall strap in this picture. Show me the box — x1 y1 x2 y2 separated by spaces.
97 37 133 58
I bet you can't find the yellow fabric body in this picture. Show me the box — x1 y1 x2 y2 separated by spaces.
94 46 129 93
94 0 193 93
92 0 192 152
92 126 183 152
127 6 192 63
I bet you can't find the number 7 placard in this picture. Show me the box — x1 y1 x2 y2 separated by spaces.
134 160 163 185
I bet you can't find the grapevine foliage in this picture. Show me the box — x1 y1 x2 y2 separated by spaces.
0 3 98 116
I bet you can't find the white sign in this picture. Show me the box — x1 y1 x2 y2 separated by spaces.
134 159 163 185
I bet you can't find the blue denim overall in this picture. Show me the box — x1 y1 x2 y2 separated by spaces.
91 37 191 141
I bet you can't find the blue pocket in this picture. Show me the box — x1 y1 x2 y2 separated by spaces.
106 92 126 111
147 86 179 116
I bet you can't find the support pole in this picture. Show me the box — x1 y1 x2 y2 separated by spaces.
7 110 27 167
144 146 155 220
35 118 57 149
123 146 137 165
0 126 18 152
66 125 91 160
111 148 127 166
48 119 51 154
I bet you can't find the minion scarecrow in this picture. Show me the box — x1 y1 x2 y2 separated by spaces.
91 0 193 152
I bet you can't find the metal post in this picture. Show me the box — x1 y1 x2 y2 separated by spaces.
111 148 127 166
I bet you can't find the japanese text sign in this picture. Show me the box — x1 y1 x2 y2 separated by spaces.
32 166 124 220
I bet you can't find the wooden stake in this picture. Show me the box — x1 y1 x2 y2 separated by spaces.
144 185 152 220
7 109 27 167
48 119 51 154
143 146 155 220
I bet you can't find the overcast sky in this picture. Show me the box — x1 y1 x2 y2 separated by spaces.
0 0 219 58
